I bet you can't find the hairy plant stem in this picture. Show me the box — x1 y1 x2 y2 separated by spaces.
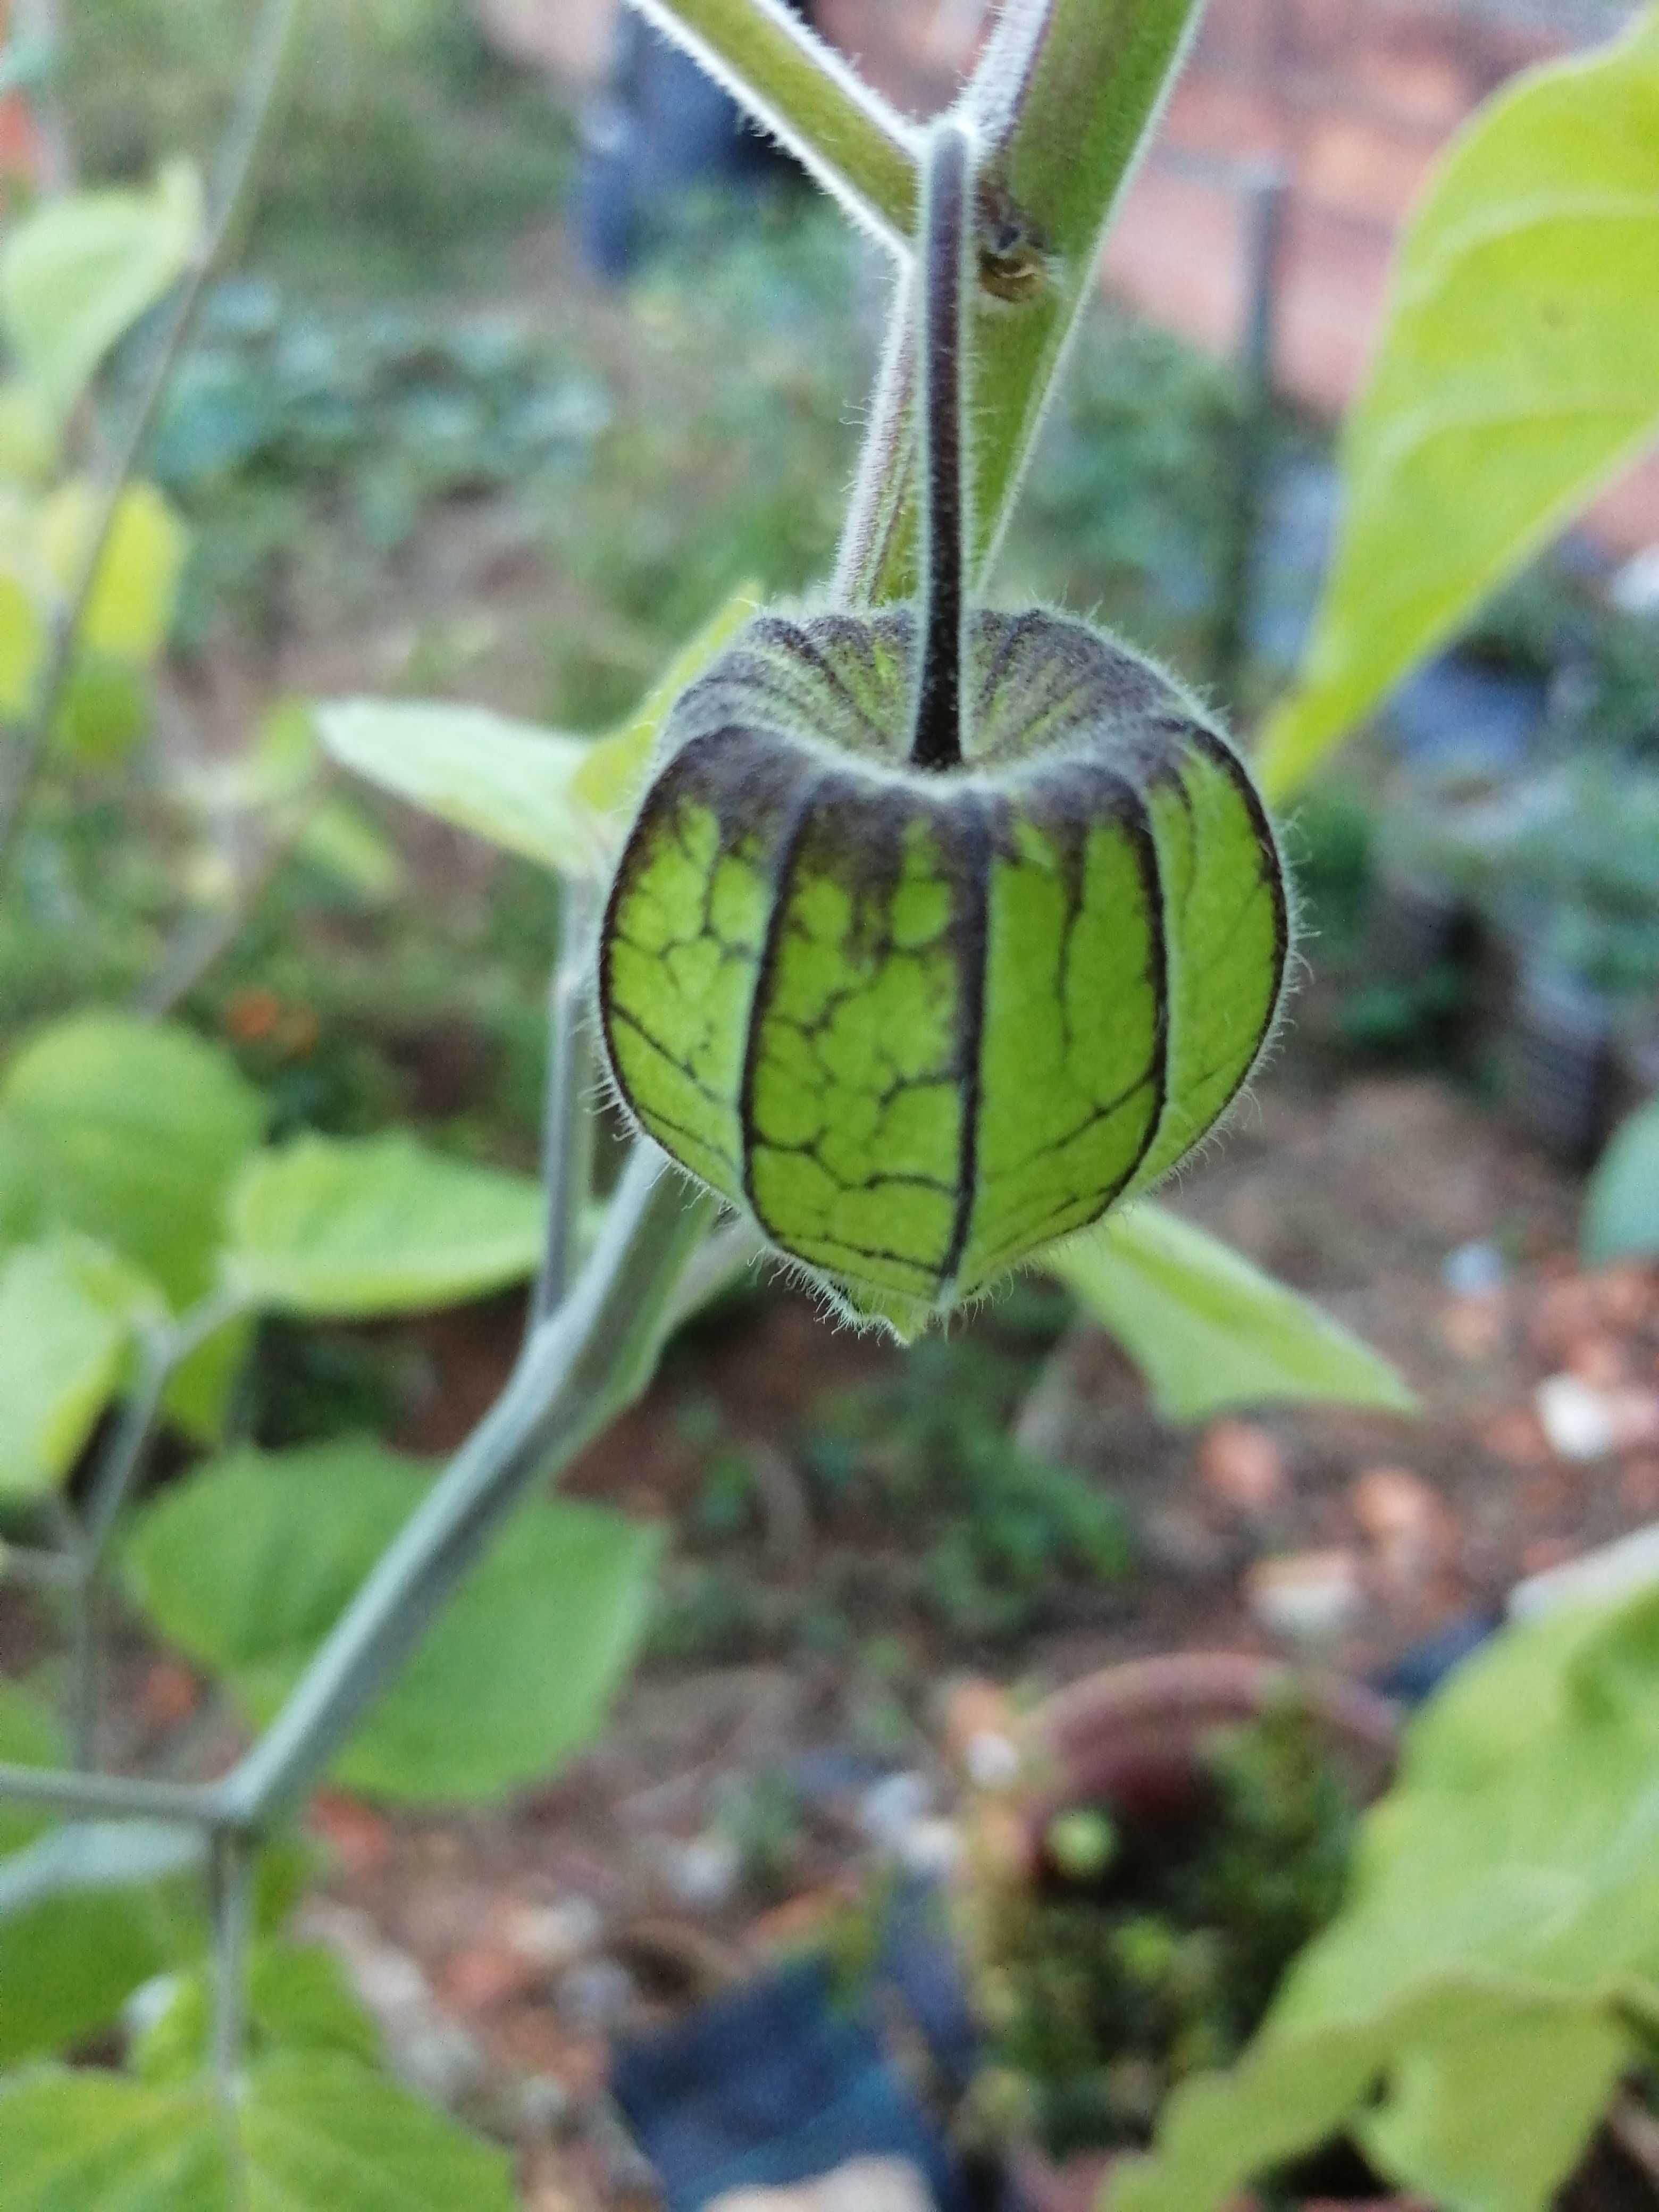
0 0 306 884
219 1150 715 1830
628 0 918 252
909 122 976 773
531 878 598 1330
838 0 1209 606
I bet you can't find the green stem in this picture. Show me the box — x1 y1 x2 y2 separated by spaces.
628 0 919 252
0 1544 83 1592
841 0 1208 604
531 878 598 1329
71 1290 247 1770
0 0 306 883
219 1149 715 1830
0 1762 230 1828
208 1829 254 2097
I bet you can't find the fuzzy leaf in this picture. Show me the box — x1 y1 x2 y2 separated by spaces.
1256 9 1659 800
572 579 762 820
223 1133 543 1318
1049 1203 1414 1420
315 698 600 875
127 1439 663 1802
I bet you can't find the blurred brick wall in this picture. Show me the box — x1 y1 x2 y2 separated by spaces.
480 0 1657 553
0 0 43 186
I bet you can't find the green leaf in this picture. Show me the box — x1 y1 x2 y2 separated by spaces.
0 2071 229 2209
0 567 45 717
1048 1203 1415 1421
50 651 151 766
0 1013 265 1315
0 160 205 424
223 1132 544 1318
0 1821 206 2067
0 1015 264 1443
0 1684 63 1858
0 377 57 483
1583 1099 1659 1266
0 1234 161 1498
1110 1975 1630 2212
0 2051 517 2211
1110 1586 1659 2212
1256 9 1659 802
315 698 601 876
40 477 189 663
571 578 762 819
294 795 404 902
127 1439 664 1802
136 1941 382 2084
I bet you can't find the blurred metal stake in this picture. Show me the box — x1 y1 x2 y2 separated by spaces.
532 876 598 1330
1213 162 1288 705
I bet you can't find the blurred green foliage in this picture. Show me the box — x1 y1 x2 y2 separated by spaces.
967 1699 1359 2163
651 1301 1133 1665
58 0 572 290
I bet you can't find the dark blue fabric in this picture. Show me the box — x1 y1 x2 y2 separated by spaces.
611 1957 969 2212
1375 1608 1501 1705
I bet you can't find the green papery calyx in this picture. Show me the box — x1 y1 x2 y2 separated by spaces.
597 605 1289 1340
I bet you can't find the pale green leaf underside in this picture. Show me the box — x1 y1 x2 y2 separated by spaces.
127 1438 663 1801
223 1132 543 1318
1582 1100 1659 1266
317 582 764 878
1256 6 1659 802
1050 1202 1415 1421
572 577 763 818
0 2052 517 2212
315 698 602 876
0 160 204 423
1111 1586 1659 2212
